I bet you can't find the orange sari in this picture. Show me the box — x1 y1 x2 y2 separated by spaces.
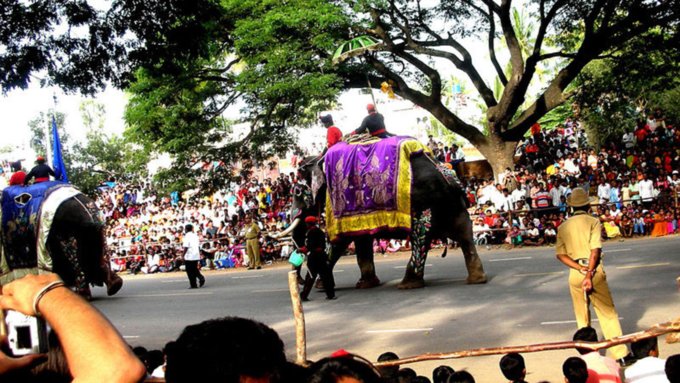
651 213 668 237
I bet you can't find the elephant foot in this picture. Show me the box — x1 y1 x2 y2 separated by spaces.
466 273 488 285
355 276 380 289
398 278 425 290
106 274 124 296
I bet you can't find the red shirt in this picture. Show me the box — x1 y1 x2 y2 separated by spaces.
327 126 342 148
531 123 541 135
9 172 26 186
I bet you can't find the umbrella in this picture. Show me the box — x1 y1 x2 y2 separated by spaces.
332 35 384 65
332 36 384 107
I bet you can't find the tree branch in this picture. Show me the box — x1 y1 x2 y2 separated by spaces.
487 4 508 86
499 0 524 78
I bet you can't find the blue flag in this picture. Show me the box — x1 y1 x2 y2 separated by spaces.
52 116 68 183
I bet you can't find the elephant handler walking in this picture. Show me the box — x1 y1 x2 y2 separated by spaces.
300 216 336 301
555 188 633 366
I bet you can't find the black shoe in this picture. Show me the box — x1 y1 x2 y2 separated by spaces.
199 279 205 287
617 353 636 367
247 267 255 270
256 266 261 270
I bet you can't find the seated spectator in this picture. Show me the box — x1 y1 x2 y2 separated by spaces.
523 223 545 246
0 273 146 382
432 365 454 383
666 354 680 383
544 222 557 245
625 336 668 382
573 327 622 383
376 352 400 383
447 370 475 383
165 316 305 383
564 357 590 383
398 368 417 383
307 354 382 383
499 353 527 383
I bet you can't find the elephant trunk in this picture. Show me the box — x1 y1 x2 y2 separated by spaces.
274 217 302 238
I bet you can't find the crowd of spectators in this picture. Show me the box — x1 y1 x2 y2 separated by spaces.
454 111 680 249
98 174 300 275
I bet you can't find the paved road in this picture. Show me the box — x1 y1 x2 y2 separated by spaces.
92 236 680 382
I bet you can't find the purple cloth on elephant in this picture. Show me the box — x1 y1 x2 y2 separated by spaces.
324 136 429 242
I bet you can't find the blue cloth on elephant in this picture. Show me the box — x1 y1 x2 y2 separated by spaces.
1 181 76 275
323 136 430 243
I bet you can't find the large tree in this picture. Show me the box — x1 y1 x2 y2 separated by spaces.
4 0 679 182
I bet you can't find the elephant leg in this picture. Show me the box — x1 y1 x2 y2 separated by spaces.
355 237 379 289
399 210 433 289
60 237 92 299
101 256 123 296
452 215 488 285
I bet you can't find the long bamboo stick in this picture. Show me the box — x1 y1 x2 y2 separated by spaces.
374 317 680 367
288 270 307 365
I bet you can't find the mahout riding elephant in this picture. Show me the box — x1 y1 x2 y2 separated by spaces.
275 144 487 290
1 182 122 299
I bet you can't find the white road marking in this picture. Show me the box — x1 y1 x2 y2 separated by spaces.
515 271 564 277
541 318 623 325
232 275 264 279
616 263 669 270
394 265 433 269
366 328 433 334
489 257 532 262
123 336 140 339
606 249 631 253
252 289 289 293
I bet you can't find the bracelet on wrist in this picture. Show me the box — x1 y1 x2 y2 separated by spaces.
32 281 66 317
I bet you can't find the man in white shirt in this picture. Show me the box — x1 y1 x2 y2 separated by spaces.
638 173 655 208
550 180 563 207
182 224 205 289
598 180 611 204
625 337 669 383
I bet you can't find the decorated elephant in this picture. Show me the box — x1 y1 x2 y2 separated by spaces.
276 136 487 289
0 181 122 299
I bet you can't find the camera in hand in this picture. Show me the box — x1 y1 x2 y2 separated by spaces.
5 310 49 356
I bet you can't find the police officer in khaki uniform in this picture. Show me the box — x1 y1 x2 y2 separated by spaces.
555 188 633 365
244 216 261 270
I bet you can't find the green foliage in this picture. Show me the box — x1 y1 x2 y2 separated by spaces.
573 27 680 145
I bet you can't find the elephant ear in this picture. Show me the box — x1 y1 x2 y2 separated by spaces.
310 164 326 204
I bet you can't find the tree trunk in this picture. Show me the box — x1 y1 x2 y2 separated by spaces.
476 133 518 182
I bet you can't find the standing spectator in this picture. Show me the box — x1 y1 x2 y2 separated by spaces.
639 173 655 209
182 224 205 289
244 215 262 270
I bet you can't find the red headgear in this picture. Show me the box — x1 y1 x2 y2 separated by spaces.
304 216 318 224
366 104 375 111
37 156 45 161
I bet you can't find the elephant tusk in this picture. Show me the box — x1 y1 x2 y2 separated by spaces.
274 218 302 238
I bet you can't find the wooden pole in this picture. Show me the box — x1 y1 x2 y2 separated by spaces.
288 270 307 365
584 290 591 327
374 317 680 367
